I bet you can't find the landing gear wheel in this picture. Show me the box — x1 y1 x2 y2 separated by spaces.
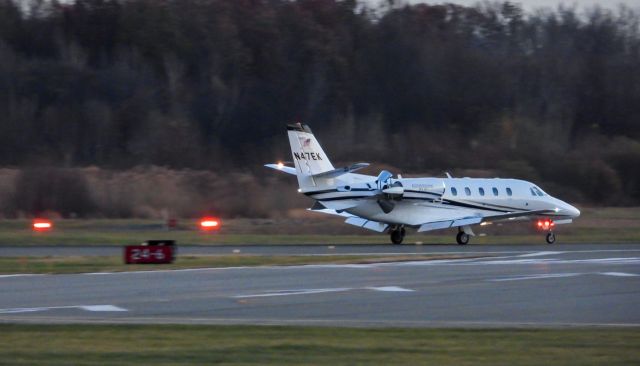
545 232 556 244
456 231 470 245
390 229 404 244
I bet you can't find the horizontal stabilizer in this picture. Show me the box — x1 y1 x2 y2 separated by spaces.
307 207 355 218
318 199 363 211
345 217 388 232
312 163 370 179
310 201 326 210
264 163 297 175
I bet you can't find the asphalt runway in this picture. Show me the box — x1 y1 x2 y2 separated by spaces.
1 244 639 327
2 243 639 257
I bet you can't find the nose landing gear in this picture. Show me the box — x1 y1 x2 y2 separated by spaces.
537 219 556 244
545 232 556 244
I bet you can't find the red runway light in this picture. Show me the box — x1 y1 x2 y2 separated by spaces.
32 219 53 232
199 217 220 231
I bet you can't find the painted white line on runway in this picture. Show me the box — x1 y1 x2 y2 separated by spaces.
488 273 583 282
453 257 640 266
367 286 415 292
233 288 353 298
489 271 640 282
81 305 128 312
233 286 416 298
600 272 640 277
0 274 45 279
0 305 128 314
517 251 564 257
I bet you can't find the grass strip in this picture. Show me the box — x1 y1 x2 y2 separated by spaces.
0 254 471 274
1 206 640 245
0 324 638 366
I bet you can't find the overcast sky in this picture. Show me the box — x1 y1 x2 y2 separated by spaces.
366 0 640 11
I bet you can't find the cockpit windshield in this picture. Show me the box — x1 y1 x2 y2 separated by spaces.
530 186 546 196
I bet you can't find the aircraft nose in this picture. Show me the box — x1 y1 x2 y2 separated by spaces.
565 204 581 218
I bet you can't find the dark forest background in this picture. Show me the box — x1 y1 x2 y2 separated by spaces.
0 0 639 218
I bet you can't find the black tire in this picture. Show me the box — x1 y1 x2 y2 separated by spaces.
391 230 404 245
546 232 556 244
456 231 470 245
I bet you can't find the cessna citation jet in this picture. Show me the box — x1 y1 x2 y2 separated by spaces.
266 123 580 245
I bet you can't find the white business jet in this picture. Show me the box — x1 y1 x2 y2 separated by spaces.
266 123 580 245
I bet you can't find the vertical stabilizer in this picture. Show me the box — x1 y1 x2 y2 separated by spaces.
287 123 334 189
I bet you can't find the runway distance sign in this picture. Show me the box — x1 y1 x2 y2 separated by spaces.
124 245 174 264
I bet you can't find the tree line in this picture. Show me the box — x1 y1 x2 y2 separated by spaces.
0 0 639 215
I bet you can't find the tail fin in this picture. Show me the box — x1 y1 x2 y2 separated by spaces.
287 123 334 189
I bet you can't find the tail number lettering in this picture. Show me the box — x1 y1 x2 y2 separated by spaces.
293 152 322 161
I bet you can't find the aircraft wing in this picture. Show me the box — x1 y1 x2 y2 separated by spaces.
417 209 553 233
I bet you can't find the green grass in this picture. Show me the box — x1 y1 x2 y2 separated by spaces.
0 324 638 365
0 254 470 274
1 207 640 245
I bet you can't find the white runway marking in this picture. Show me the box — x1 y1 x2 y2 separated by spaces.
233 286 415 298
367 286 415 292
234 288 352 298
600 272 640 277
489 272 640 282
517 251 564 257
0 305 127 314
0 274 45 279
81 305 128 312
441 257 640 266
489 273 582 281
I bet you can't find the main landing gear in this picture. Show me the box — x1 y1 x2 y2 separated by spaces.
456 231 470 245
390 226 406 244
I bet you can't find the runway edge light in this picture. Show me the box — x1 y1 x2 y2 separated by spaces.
199 217 221 231
32 218 53 232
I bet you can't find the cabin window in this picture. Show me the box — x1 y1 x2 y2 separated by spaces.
465 187 471 196
492 187 499 196
451 187 458 196
530 187 537 196
479 187 485 196
506 187 513 196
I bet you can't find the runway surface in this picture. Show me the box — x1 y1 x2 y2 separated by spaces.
2 243 639 257
1 244 639 327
